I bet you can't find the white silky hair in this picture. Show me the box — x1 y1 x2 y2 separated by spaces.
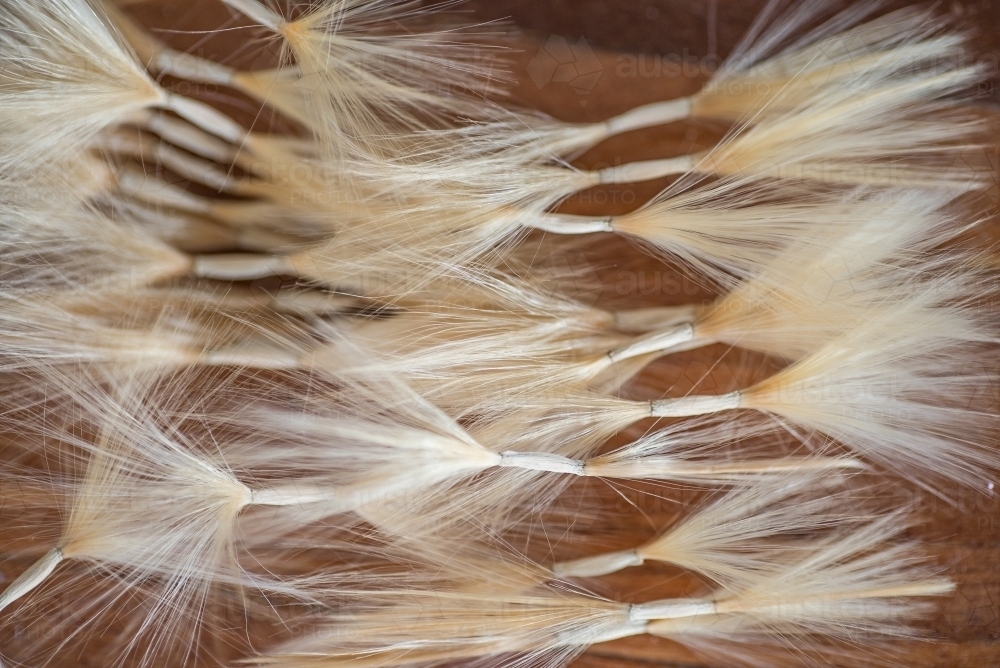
0 201 192 294
682 189 985 358
0 2 242 183
75 88 983 299
695 3 966 122
431 275 998 493
0 0 994 666
233 377 860 543
550 472 873 588
218 0 514 160
552 291 999 492
606 181 953 285
739 291 1000 492
0 0 163 179
636 59 984 192
281 210 977 426
14 1 974 310
0 288 319 376
532 4 973 157
17 219 979 516
0 370 255 667
255 512 949 668
0 369 460 666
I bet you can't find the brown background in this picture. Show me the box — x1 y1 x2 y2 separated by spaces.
1 0 998 666
452 3 1000 662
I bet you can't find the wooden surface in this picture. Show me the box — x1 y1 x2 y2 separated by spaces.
479 2 1000 666
0 1 998 666
479 2 1000 665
